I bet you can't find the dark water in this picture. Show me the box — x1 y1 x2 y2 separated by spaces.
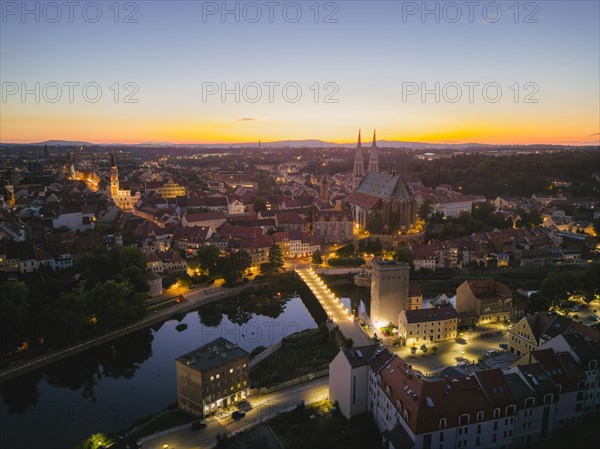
0 295 319 449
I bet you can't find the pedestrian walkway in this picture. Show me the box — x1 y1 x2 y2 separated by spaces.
296 267 373 346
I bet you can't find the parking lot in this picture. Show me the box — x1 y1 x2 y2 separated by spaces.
388 322 513 375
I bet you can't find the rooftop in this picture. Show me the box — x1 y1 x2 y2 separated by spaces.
176 337 248 373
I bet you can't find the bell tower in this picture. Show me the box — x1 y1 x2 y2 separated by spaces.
109 153 119 197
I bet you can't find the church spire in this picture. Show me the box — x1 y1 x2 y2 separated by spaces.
372 129 376 147
352 129 365 190
110 153 116 167
367 129 379 174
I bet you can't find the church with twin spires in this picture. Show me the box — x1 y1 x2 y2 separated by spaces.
347 130 417 234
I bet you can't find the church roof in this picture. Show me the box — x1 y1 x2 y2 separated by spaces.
355 172 413 201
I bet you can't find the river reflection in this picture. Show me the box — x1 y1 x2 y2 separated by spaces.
0 295 318 449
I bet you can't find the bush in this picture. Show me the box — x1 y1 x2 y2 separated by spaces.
328 257 365 267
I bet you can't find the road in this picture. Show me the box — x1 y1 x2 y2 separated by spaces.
141 377 329 449
0 282 251 382
296 267 374 347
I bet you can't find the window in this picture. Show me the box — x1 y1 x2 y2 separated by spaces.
506 405 516 416
525 397 535 408
493 408 501 418
459 414 470 426
544 393 553 405
439 418 447 429
477 411 484 422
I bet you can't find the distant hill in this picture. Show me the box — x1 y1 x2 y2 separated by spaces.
1 139 596 151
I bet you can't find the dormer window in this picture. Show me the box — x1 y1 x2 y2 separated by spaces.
439 418 447 429
506 405 516 416
493 408 501 419
544 393 553 404
589 360 598 370
525 397 535 408
459 414 470 426
477 411 484 422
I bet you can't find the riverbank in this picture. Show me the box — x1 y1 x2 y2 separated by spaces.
250 327 345 388
0 283 250 383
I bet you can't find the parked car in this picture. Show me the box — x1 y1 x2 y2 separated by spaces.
457 361 468 368
588 314 600 321
232 411 246 420
191 420 206 430
499 343 508 350
486 349 498 357
572 306 581 311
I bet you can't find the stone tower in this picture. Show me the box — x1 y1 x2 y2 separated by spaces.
109 153 119 197
367 130 379 174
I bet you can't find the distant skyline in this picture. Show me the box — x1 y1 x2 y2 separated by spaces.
1 1 599 145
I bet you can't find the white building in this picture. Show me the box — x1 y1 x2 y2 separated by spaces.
328 345 378 419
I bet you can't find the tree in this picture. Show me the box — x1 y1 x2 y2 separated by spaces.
90 280 146 327
0 281 30 328
418 200 433 220
76 433 113 449
410 346 417 355
41 282 91 343
431 346 438 353
312 249 323 265
190 245 221 278
253 196 268 213
268 244 284 272
393 246 413 265
223 250 252 284
420 344 428 353
528 292 551 313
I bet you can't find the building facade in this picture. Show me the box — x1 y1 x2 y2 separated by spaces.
398 305 458 346
456 279 513 324
370 258 410 329
176 337 250 417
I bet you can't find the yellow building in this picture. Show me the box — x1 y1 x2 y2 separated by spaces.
398 305 458 345
158 178 187 198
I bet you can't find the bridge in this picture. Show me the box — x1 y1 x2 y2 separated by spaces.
295 267 374 347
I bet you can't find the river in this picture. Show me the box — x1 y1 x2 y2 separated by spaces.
0 294 322 449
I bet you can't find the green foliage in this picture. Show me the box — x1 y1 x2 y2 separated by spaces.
253 196 268 213
222 250 252 285
0 281 30 327
419 200 433 219
312 249 323 265
541 271 579 301
528 292 551 313
268 244 284 271
188 245 221 278
75 432 113 449
328 257 365 267
336 243 355 257
393 245 413 265
410 346 417 355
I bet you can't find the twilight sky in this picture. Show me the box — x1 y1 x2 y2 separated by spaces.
1 0 599 145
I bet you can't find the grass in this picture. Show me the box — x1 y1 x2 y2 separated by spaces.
250 327 344 388
133 408 196 439
269 400 381 449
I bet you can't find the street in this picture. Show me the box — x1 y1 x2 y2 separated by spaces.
141 377 329 449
